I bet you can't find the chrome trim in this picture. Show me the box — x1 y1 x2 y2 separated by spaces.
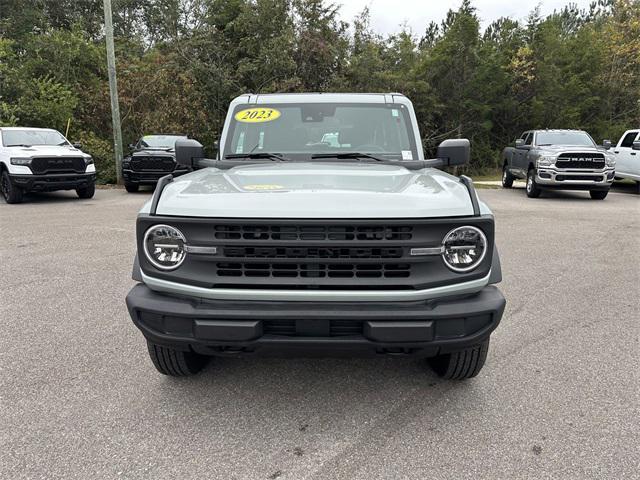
536 167 614 186
410 247 443 256
184 245 218 255
140 270 492 302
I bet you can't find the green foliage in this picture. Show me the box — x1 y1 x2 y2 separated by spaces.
75 130 116 184
1 0 639 182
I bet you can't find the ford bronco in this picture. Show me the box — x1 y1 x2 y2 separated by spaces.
0 127 96 203
126 93 506 380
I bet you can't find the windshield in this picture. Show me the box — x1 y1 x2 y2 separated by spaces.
536 131 595 147
138 135 186 149
224 103 418 160
2 129 69 147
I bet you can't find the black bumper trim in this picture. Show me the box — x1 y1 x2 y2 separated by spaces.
10 173 95 192
123 169 189 184
126 283 506 357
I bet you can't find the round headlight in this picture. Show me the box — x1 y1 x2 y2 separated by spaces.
441 226 487 272
143 225 187 270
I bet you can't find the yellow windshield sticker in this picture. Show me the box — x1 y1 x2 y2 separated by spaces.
235 108 281 123
243 184 285 191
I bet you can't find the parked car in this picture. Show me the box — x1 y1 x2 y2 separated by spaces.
0 127 96 204
611 129 640 191
122 134 189 192
125 93 506 380
501 129 616 199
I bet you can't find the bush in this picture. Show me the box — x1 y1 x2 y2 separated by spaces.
74 130 116 184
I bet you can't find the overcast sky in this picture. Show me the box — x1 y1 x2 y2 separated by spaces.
336 0 594 35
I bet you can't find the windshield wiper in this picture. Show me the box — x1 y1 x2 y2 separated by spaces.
311 152 385 162
7 144 32 147
225 152 291 162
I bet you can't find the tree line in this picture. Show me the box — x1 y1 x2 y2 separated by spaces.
1 0 638 182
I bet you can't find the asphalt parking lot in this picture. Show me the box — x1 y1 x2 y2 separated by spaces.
1 186 638 479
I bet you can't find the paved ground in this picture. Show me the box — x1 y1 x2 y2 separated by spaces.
1 185 638 480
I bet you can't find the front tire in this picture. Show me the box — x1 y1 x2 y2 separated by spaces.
76 182 95 199
502 165 514 188
1 170 24 204
589 190 608 200
147 342 209 376
428 339 490 380
125 182 139 193
526 168 542 198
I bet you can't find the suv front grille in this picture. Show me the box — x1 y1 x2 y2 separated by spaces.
216 262 411 279
223 246 403 259
30 157 86 174
130 156 175 172
138 217 495 291
556 153 605 169
214 225 413 241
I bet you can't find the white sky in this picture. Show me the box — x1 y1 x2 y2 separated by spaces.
336 0 594 35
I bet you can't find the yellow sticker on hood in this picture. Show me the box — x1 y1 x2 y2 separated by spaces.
235 108 281 123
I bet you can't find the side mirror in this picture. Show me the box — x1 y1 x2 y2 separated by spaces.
515 139 525 148
72 142 82 149
603 140 612 150
175 138 204 168
633 141 640 151
128 143 135 150
437 138 470 166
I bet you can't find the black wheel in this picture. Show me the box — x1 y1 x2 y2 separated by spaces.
501 165 514 188
76 182 95 199
428 339 490 380
1 170 24 204
635 182 640 195
589 190 608 200
526 168 542 198
147 341 209 376
125 182 139 193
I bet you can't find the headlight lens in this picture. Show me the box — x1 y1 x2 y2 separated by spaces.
143 225 187 270
10 157 32 165
605 155 615 167
84 156 94 165
441 226 488 272
537 155 555 167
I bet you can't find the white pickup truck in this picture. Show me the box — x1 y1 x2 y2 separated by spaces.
611 129 640 191
0 127 96 203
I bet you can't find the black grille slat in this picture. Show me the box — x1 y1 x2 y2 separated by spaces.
215 262 410 279
262 319 362 337
223 246 403 259
215 225 413 242
556 152 605 169
130 156 175 172
30 157 86 174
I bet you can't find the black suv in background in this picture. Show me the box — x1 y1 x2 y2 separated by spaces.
122 134 189 192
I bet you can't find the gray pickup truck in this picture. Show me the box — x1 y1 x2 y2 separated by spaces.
125 92 506 381
501 129 616 199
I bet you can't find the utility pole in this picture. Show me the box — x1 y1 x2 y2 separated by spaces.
103 0 123 184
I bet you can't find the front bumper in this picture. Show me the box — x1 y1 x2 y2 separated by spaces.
126 283 506 357
123 169 189 185
536 167 614 190
9 173 95 192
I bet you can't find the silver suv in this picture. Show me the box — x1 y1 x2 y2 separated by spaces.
126 93 506 380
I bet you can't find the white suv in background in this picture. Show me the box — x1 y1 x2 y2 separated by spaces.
0 127 96 203
612 129 640 190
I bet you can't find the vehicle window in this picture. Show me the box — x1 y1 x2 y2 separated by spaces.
620 131 639 148
520 132 529 140
1 129 68 147
139 135 186 149
535 131 595 147
224 103 418 161
524 133 532 145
